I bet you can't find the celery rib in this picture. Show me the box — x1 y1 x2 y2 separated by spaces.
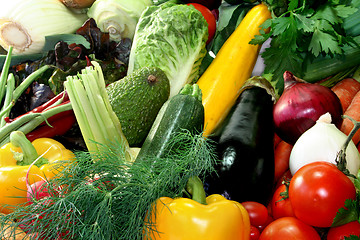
64 63 132 160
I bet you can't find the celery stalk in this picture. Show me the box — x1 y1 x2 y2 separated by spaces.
64 61 133 161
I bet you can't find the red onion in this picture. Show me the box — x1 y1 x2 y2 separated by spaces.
273 71 343 145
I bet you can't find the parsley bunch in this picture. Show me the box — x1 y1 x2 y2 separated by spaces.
251 0 359 96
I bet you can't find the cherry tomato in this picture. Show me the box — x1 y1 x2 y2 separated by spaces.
242 201 269 227
257 214 273 233
327 221 360 240
186 3 216 44
259 217 321 240
289 162 356 228
250 225 261 240
270 184 295 220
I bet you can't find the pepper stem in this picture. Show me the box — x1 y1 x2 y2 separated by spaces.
10 131 46 166
185 176 207 205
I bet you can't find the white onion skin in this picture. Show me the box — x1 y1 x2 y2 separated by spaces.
273 71 343 145
289 113 360 177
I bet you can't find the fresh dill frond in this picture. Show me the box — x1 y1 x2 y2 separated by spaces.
0 130 217 240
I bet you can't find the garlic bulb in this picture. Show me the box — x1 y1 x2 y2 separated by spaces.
289 112 360 176
0 0 88 55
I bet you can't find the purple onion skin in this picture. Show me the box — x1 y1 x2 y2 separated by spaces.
273 71 343 145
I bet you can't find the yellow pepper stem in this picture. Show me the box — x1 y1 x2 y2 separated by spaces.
185 176 207 205
10 131 47 166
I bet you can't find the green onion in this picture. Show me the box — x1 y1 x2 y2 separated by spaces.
302 36 360 83
64 61 134 161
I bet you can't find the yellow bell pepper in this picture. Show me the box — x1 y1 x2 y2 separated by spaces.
144 176 251 240
0 131 74 214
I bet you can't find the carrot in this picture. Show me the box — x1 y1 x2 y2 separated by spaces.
274 140 293 183
273 133 282 149
331 78 360 112
340 90 360 145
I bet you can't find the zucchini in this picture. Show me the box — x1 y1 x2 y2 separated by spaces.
205 77 275 205
196 3 271 137
135 84 204 161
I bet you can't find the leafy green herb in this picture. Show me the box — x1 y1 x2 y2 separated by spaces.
199 2 253 75
251 0 359 96
0 130 217 240
345 235 360 240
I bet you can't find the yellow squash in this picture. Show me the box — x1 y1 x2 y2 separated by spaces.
196 3 271 137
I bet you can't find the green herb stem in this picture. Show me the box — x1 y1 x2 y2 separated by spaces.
0 46 13 103
0 102 72 146
0 73 15 127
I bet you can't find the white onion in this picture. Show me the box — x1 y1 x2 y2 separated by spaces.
289 112 360 176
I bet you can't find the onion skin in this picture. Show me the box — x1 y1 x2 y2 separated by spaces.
273 71 343 145
59 0 95 8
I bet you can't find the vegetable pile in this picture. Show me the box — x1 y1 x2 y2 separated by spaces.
0 0 360 240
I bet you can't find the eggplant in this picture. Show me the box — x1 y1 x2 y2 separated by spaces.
205 77 275 205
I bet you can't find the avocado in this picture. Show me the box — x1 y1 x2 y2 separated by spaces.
106 67 170 147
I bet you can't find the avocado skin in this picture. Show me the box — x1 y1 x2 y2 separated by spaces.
106 67 170 147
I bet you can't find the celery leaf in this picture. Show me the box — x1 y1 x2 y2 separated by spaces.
253 1 359 95
332 198 360 227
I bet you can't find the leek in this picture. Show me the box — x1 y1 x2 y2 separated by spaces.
0 0 88 55
64 61 135 161
87 0 153 41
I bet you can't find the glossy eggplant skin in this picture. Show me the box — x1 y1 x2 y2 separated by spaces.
205 86 275 205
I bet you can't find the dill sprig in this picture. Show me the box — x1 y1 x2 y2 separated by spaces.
0 130 217 240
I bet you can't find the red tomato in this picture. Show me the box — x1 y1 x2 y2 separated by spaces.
270 184 295 220
289 162 356 228
274 169 292 190
250 225 261 240
274 140 292 182
186 3 216 44
327 221 360 240
257 214 273 233
259 217 321 240
242 201 269 227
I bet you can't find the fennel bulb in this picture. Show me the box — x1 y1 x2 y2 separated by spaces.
128 2 208 98
87 0 153 41
0 0 88 55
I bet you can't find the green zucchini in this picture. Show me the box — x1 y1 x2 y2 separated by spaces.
135 84 204 161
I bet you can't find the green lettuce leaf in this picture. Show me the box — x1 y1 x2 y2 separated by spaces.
127 2 208 98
